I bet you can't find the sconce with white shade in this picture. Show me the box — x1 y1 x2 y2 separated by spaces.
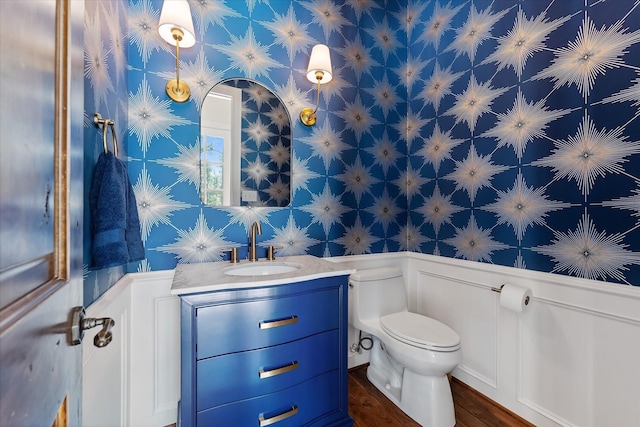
300 44 333 126
158 0 195 103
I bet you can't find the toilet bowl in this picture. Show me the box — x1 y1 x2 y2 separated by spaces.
350 267 462 427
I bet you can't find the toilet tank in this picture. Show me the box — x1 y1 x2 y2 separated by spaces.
350 267 408 326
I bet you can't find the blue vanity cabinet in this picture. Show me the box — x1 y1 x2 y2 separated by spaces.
178 275 353 427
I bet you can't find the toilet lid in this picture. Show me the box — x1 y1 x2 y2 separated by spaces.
380 312 460 351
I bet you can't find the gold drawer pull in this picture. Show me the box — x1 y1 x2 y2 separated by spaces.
259 361 298 379
258 405 298 427
258 315 298 329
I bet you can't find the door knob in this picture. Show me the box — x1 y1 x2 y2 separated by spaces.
70 306 115 348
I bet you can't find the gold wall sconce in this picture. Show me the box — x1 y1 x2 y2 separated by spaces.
300 44 333 126
158 0 195 103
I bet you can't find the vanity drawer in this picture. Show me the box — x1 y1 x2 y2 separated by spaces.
196 370 339 426
196 288 338 359
197 329 338 410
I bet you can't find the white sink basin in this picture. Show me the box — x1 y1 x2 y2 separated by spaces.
223 262 302 276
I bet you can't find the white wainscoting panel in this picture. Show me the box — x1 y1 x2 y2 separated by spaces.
519 297 640 427
83 276 131 427
83 270 179 427
84 254 640 427
415 270 498 388
129 270 179 427
153 295 181 414
407 253 640 427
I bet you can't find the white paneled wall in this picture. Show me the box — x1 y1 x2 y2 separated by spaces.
83 253 640 427
129 271 179 427
82 276 130 427
83 271 178 427
405 253 640 427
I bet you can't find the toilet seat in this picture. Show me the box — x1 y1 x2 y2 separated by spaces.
380 312 460 351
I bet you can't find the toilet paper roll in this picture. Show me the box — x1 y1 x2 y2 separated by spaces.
499 284 532 313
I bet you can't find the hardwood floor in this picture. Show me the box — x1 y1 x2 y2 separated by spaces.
348 365 535 427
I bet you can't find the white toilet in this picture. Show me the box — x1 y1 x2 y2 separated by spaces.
349 267 461 427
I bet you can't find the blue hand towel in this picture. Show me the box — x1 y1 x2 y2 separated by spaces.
90 151 145 269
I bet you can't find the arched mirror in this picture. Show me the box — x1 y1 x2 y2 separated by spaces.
200 79 291 207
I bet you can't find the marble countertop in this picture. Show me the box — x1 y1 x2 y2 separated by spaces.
170 254 355 296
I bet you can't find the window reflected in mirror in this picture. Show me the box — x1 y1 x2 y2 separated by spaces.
200 79 291 207
200 135 226 206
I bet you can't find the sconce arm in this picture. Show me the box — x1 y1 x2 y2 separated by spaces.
300 71 326 127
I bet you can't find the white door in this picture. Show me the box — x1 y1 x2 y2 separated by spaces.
0 0 85 425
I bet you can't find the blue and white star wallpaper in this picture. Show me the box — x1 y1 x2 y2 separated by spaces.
84 0 640 305
408 0 640 285
83 0 130 306
124 0 409 270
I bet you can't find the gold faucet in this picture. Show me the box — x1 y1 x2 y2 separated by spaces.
249 221 262 261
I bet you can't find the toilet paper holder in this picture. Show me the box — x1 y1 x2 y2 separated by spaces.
491 284 530 306
490 284 504 293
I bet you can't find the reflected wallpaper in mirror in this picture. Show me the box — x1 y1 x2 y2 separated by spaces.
200 79 291 207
